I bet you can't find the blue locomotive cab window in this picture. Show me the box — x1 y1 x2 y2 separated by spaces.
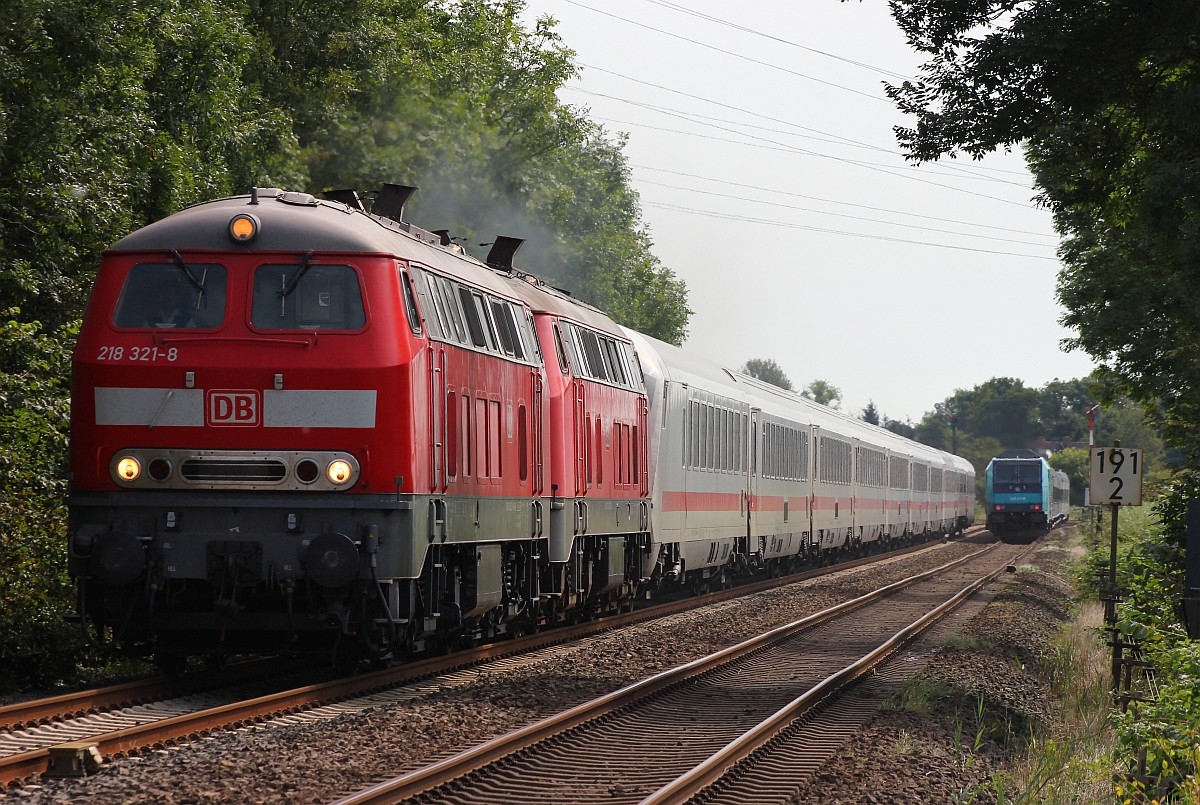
992 461 1043 492
112 262 227 329
252 263 365 331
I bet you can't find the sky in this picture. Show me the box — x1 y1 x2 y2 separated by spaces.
516 0 1097 424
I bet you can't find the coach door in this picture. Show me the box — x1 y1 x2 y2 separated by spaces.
747 409 759 535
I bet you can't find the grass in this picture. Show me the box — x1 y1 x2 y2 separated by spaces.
938 635 996 652
991 599 1116 802
883 675 953 716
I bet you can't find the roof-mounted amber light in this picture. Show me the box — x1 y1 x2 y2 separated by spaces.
229 213 260 243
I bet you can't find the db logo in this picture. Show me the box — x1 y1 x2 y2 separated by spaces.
206 390 261 427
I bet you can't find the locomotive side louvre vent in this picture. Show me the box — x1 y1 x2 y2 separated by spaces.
181 457 288 483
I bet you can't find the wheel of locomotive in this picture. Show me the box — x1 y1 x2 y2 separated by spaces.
205 654 227 673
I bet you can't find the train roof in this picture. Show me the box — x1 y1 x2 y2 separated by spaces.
624 328 971 472
108 188 627 338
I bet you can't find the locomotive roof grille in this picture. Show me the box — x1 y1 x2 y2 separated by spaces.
181 458 287 483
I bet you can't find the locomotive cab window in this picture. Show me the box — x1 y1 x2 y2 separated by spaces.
113 262 227 329
251 263 365 331
399 268 423 335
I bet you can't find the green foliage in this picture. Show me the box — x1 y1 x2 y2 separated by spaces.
740 358 793 391
860 400 881 426
0 312 81 687
0 0 691 690
283 0 692 343
886 0 1200 461
883 417 917 439
0 0 299 332
800 379 842 408
1078 489 1200 800
1050 448 1089 506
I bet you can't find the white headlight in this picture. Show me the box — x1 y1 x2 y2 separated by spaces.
326 459 353 485
115 456 141 482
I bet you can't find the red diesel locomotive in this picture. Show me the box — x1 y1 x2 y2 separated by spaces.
69 186 649 668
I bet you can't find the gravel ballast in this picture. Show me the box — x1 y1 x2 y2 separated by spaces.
9 532 1085 803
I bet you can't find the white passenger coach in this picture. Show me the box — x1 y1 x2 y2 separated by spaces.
624 330 975 585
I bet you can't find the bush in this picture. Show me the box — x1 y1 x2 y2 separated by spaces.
1090 476 1200 802
0 312 84 690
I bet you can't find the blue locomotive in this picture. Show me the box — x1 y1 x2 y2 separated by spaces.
984 449 1069 541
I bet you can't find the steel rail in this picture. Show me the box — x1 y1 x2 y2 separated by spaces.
639 543 1034 805
329 541 999 805
0 657 303 733
0 529 978 734
1 529 985 789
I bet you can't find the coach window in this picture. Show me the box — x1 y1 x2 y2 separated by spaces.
114 263 227 329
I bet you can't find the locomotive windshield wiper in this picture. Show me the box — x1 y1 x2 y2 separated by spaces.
274 251 314 319
279 252 315 299
168 249 207 310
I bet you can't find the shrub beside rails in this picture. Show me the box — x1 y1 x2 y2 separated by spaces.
68 186 974 671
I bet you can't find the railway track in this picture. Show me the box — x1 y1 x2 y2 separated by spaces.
329 537 1029 805
0 529 986 791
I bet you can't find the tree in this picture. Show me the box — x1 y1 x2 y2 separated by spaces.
741 358 793 391
1049 447 1090 507
1095 401 1167 473
885 1 1200 457
884 417 916 439
0 0 694 687
923 378 1041 450
860 400 881 425
800 380 842 408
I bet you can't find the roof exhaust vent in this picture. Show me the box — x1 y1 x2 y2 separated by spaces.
323 189 365 211
373 184 417 222
485 235 525 270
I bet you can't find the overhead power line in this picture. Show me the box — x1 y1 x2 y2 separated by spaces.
643 201 1060 261
564 0 891 103
596 114 1028 187
637 179 1054 246
636 0 915 82
571 87 1030 179
578 65 1039 207
630 165 1056 238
